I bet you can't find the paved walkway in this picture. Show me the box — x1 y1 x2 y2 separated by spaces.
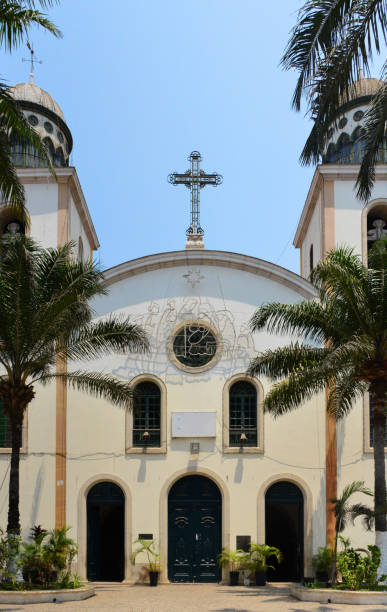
0 582 386 612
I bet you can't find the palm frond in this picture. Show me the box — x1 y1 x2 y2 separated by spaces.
247 343 328 380
57 316 150 362
0 2 61 51
40 370 134 409
355 75 387 201
289 0 387 164
262 366 335 417
249 300 344 344
349 503 375 530
281 0 354 111
0 134 27 224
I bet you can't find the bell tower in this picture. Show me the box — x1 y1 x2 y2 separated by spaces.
294 74 387 278
1 78 98 257
293 73 387 551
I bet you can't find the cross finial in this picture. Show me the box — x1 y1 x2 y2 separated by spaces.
22 42 42 85
168 151 222 249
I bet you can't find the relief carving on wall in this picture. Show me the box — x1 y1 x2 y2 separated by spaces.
113 296 255 384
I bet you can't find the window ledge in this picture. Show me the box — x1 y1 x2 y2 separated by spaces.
0 447 27 454
223 446 264 455
126 447 167 455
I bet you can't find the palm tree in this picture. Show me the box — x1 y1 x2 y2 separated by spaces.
0 0 61 226
248 240 387 570
281 0 387 201
330 481 373 584
0 234 149 534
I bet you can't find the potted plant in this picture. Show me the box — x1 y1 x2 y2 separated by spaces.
312 546 334 584
217 548 245 586
131 538 160 586
245 543 282 586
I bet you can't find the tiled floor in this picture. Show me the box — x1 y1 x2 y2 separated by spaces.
0 582 385 612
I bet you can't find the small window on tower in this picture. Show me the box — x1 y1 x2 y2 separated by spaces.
366 205 387 263
309 244 314 273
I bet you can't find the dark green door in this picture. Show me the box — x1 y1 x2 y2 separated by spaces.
87 482 125 581
168 475 222 582
265 481 304 581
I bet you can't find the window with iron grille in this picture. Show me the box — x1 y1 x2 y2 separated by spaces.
0 400 12 448
369 393 387 447
133 382 161 447
229 381 257 447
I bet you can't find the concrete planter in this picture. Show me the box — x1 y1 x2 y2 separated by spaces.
291 583 387 605
0 586 95 604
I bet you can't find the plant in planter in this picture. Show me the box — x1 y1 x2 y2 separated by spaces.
312 546 334 584
245 543 282 586
217 548 245 586
19 526 78 588
131 539 160 586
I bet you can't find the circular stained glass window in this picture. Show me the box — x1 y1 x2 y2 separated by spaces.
338 117 347 129
353 110 364 122
44 121 53 133
57 131 64 143
172 323 217 368
28 114 38 126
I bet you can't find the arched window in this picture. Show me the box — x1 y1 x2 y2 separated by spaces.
351 126 365 163
55 147 65 167
309 244 313 273
366 204 387 261
325 142 337 163
229 380 257 447
336 133 350 163
42 137 55 166
133 381 161 447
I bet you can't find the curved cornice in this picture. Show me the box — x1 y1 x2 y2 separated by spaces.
103 250 315 299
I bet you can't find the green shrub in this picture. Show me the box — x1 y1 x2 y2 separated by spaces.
19 526 79 589
337 544 386 590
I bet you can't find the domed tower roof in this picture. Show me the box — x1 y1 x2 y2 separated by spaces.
7 80 73 167
340 72 383 108
324 72 386 165
9 82 65 122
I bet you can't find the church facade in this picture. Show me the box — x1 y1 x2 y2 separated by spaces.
0 74 385 583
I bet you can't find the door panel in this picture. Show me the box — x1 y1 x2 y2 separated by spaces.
193 504 221 582
168 476 222 583
168 504 193 582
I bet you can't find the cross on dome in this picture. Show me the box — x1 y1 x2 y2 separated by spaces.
22 42 42 85
168 151 222 249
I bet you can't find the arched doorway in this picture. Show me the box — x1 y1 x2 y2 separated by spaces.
265 481 304 581
87 481 125 581
168 475 222 582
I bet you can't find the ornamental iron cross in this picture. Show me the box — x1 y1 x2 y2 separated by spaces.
168 151 222 238
22 42 42 85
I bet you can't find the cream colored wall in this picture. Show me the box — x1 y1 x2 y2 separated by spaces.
0 382 57 539
301 193 322 278
27 183 59 248
68 195 92 260
62 264 328 580
334 177 387 255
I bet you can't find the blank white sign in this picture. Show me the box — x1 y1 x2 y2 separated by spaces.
171 412 216 438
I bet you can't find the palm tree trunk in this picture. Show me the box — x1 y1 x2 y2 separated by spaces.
7 412 22 534
371 385 387 578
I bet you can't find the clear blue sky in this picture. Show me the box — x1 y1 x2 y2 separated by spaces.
1 1 384 272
